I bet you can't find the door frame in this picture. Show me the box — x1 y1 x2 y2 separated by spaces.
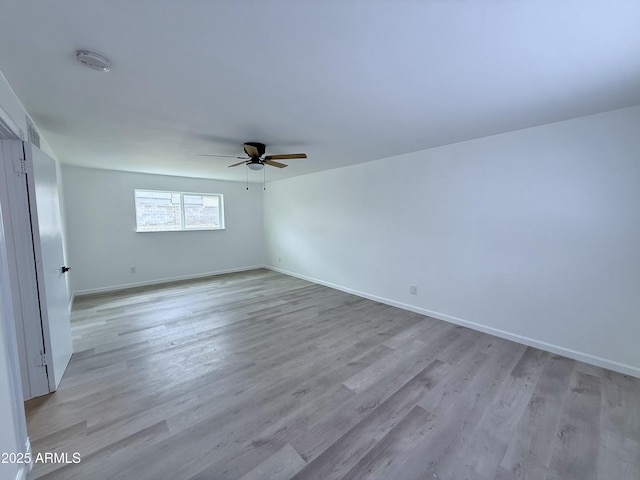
0 139 51 398
0 108 30 468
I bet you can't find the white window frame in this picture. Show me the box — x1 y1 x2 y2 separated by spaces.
134 189 225 232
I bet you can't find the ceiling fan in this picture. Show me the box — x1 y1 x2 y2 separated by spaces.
198 142 307 170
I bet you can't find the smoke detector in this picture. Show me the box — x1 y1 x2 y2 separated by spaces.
75 50 111 72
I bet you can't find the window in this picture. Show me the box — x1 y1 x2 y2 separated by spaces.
135 190 224 232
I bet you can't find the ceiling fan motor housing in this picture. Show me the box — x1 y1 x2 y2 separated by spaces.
244 142 266 158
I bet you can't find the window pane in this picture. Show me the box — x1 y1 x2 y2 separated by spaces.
135 190 182 231
183 194 221 229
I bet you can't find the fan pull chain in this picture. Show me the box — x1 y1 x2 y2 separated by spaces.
245 164 249 190
263 166 266 190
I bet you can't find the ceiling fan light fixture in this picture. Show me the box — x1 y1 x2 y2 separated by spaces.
247 162 264 170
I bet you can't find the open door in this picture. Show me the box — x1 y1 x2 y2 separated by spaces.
0 139 72 397
25 144 73 390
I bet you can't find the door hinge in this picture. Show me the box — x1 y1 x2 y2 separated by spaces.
13 156 27 174
37 351 47 368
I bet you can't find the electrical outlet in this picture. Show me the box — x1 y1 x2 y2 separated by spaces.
409 285 418 295
130 266 136 274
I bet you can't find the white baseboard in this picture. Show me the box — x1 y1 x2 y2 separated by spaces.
15 437 31 480
74 265 266 297
266 266 640 379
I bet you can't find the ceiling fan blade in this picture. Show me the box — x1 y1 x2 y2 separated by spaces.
264 153 307 160
198 154 245 159
244 144 260 157
264 160 288 168
228 160 248 167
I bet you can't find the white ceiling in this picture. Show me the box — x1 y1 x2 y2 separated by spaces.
1 0 639 182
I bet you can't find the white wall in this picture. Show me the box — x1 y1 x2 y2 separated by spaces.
62 166 265 294
264 105 640 377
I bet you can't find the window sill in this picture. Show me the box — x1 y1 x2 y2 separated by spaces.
136 227 226 233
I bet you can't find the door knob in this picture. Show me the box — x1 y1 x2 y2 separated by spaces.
61 266 71 273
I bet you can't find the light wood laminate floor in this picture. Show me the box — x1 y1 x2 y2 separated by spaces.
25 269 640 479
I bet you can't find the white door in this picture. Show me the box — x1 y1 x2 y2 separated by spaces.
0 140 49 398
25 144 73 390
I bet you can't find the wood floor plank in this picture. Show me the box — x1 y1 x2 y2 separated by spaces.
289 360 447 480
339 405 432 480
23 269 640 480
598 369 640 480
500 354 576 480
385 340 526 480
444 347 548 480
236 443 306 480
35 420 171 480
546 370 601 480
